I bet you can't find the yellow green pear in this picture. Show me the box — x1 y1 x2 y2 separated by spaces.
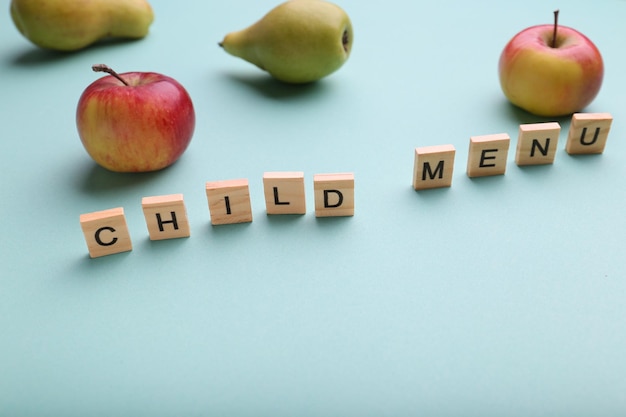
219 0 353 84
10 0 154 51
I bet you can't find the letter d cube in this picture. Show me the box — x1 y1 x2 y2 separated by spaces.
313 173 354 217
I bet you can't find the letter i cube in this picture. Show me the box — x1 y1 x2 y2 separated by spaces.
205 179 253 225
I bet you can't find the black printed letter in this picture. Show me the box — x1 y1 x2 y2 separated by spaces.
323 190 344 208
273 187 290 206
479 149 498 167
530 138 550 157
94 226 117 246
580 127 600 146
224 196 232 215
156 211 179 232
422 161 445 180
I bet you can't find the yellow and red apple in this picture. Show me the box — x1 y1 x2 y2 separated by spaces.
76 65 195 173
498 11 604 117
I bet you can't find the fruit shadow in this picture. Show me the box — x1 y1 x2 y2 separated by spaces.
223 71 331 100
498 98 572 126
9 38 145 67
74 161 169 197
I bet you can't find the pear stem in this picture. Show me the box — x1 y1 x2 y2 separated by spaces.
552 9 559 48
92 64 129 86
342 29 349 53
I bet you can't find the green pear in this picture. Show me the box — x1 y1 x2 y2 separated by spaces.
10 0 154 51
219 0 353 84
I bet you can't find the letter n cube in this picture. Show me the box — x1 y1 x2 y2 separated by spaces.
515 122 560 166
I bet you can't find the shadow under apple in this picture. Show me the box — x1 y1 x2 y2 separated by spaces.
76 160 170 197
498 97 572 126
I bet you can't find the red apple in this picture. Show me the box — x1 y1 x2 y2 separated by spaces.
498 11 603 117
76 64 195 173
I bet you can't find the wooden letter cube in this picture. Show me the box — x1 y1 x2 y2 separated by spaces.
313 173 354 217
565 113 613 154
142 194 190 240
515 122 561 166
467 133 510 177
80 207 132 258
413 144 456 190
205 179 253 225
263 172 306 215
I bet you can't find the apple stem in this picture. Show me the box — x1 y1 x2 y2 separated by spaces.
552 9 560 48
92 64 129 86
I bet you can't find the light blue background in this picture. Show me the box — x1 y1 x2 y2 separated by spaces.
1 1 625 416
